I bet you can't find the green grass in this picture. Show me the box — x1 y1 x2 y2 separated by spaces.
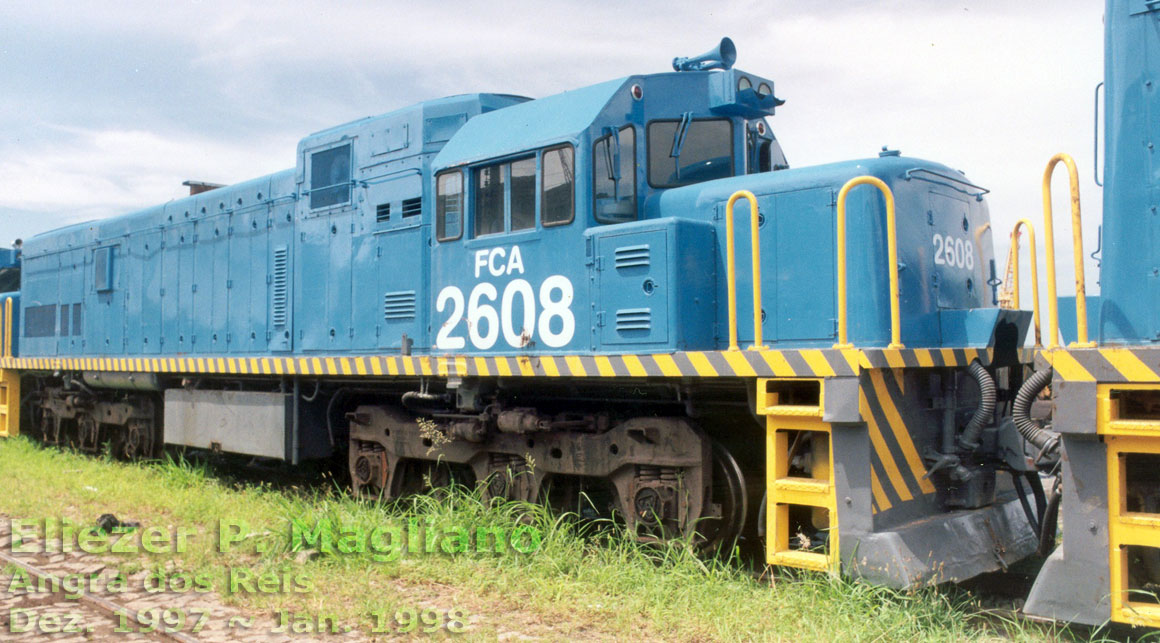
0 436 1104 641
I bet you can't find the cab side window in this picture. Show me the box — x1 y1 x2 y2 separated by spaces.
436 171 463 241
541 145 574 227
474 163 506 237
510 158 537 231
593 126 636 223
461 145 575 239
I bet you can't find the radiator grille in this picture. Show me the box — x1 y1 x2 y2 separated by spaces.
614 244 650 269
271 247 289 327
615 308 652 332
402 197 422 217
384 290 417 320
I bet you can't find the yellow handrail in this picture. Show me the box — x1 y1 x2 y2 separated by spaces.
1042 153 1093 348
725 190 766 350
2 297 10 358
1011 219 1042 347
835 176 903 349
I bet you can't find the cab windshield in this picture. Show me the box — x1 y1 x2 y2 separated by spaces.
647 118 733 188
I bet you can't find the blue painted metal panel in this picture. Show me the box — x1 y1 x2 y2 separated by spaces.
268 170 297 352
210 216 230 353
596 228 669 346
233 210 256 353
773 187 835 342
587 218 716 351
95 243 125 354
657 155 995 348
191 219 214 353
373 227 427 352
175 220 195 354
160 210 182 354
1099 0 1160 343
350 219 378 352
438 230 590 354
0 249 18 272
433 79 625 169
938 308 1028 347
1059 296 1102 346
123 232 145 353
327 211 353 353
243 185 273 353
296 216 330 352
57 249 83 355
139 231 162 354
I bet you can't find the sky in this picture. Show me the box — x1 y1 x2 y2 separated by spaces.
0 0 1106 314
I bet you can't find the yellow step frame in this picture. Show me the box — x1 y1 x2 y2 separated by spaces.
1099 383 1160 628
758 378 839 572
0 369 18 438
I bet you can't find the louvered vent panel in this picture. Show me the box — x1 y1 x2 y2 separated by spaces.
402 197 422 217
271 247 289 327
615 308 652 332
614 244 650 269
376 203 391 222
384 290 417 320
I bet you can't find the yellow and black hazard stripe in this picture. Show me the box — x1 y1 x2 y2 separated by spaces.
859 368 936 514
0 346 1011 380
1035 346 1160 383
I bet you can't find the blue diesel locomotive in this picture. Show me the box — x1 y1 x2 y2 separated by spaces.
0 36 1035 582
4 3 1156 626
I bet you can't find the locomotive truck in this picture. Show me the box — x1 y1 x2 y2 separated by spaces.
0 0 1156 628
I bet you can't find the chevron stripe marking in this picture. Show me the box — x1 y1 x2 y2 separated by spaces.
860 388 913 502
1101 348 1160 383
801 349 835 377
1048 350 1095 382
869 370 936 495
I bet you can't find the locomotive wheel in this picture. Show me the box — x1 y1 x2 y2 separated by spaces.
393 458 474 498
34 407 53 443
118 420 156 461
699 440 748 554
43 410 63 446
77 415 100 452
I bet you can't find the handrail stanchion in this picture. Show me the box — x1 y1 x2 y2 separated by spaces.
2 298 10 358
1011 219 1042 347
1009 230 1019 307
835 176 904 349
1042 153 1094 348
725 190 765 350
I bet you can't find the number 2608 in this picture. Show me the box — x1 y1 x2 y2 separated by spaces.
932 234 975 270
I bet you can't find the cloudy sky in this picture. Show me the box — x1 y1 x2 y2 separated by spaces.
1 0 1105 310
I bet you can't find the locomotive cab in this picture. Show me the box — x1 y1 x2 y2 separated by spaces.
426 65 787 355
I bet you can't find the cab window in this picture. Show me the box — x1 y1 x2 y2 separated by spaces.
593 126 635 223
647 118 732 188
475 163 508 237
747 123 789 174
542 145 574 226
475 156 548 235
468 146 575 238
310 144 352 209
510 158 536 231
436 170 463 241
